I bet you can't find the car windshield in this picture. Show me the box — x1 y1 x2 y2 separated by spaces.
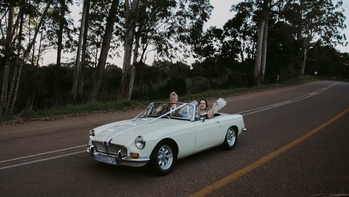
138 102 196 121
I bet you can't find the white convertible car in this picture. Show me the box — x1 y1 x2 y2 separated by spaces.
87 101 246 175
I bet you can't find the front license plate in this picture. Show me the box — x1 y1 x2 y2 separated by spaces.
94 154 117 165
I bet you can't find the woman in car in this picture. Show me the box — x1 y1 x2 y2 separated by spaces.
198 99 218 119
154 92 179 115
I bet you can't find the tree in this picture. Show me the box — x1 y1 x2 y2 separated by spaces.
0 0 53 115
0 2 14 116
290 0 346 75
225 1 256 62
39 0 75 107
117 0 213 100
230 0 269 86
88 0 120 102
254 0 270 86
53 0 68 106
117 0 139 100
71 0 90 102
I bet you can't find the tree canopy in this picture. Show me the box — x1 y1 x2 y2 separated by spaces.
0 0 348 115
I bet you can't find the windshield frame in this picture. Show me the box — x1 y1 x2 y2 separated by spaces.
136 102 197 121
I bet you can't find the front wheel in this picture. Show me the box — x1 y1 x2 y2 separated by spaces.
150 140 176 175
222 127 238 150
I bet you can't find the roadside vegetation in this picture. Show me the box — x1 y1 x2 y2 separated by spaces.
0 75 324 126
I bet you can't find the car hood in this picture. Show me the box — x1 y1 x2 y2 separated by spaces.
92 118 181 145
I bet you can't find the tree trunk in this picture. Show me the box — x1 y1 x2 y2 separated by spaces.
36 30 44 67
254 0 269 86
10 61 23 114
78 0 90 101
88 0 120 102
6 10 24 115
0 5 14 115
254 19 265 86
128 27 142 100
240 41 245 62
301 48 307 75
26 92 35 111
260 15 269 83
117 0 139 100
30 20 35 66
72 0 89 102
54 0 66 107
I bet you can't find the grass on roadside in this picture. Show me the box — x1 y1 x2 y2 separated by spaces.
0 75 320 125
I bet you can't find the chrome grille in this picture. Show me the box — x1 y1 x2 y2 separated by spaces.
93 141 125 155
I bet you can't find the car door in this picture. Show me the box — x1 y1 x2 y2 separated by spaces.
194 116 223 152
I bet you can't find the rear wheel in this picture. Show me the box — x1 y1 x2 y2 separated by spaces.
222 127 238 150
150 140 176 175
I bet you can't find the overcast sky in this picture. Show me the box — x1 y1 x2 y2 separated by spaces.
42 0 349 66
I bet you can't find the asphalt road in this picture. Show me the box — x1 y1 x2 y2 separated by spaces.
1 80 349 197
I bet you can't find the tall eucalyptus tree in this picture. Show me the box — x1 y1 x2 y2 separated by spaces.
230 0 272 86
71 0 90 102
88 0 120 102
117 0 213 100
118 0 139 100
54 0 67 106
254 0 271 86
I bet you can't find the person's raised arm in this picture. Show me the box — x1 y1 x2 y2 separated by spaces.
207 101 218 119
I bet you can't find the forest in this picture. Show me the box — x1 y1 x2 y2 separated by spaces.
0 0 348 116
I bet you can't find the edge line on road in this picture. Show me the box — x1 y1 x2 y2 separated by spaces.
0 145 86 164
239 82 340 116
188 107 349 197
0 151 85 170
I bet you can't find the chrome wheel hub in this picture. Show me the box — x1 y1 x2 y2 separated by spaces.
157 145 173 170
227 129 236 146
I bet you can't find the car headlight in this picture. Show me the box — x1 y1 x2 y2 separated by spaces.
89 129 95 139
89 129 95 136
135 136 146 150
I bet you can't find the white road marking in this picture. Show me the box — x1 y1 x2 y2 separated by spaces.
0 145 86 164
0 151 85 170
239 82 339 116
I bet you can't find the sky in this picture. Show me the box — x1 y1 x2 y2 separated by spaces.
42 0 349 66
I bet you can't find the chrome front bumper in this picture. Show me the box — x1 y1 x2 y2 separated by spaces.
87 145 150 167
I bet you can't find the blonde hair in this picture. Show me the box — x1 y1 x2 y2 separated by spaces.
169 92 178 99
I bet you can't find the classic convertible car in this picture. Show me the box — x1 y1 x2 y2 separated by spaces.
87 101 246 175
